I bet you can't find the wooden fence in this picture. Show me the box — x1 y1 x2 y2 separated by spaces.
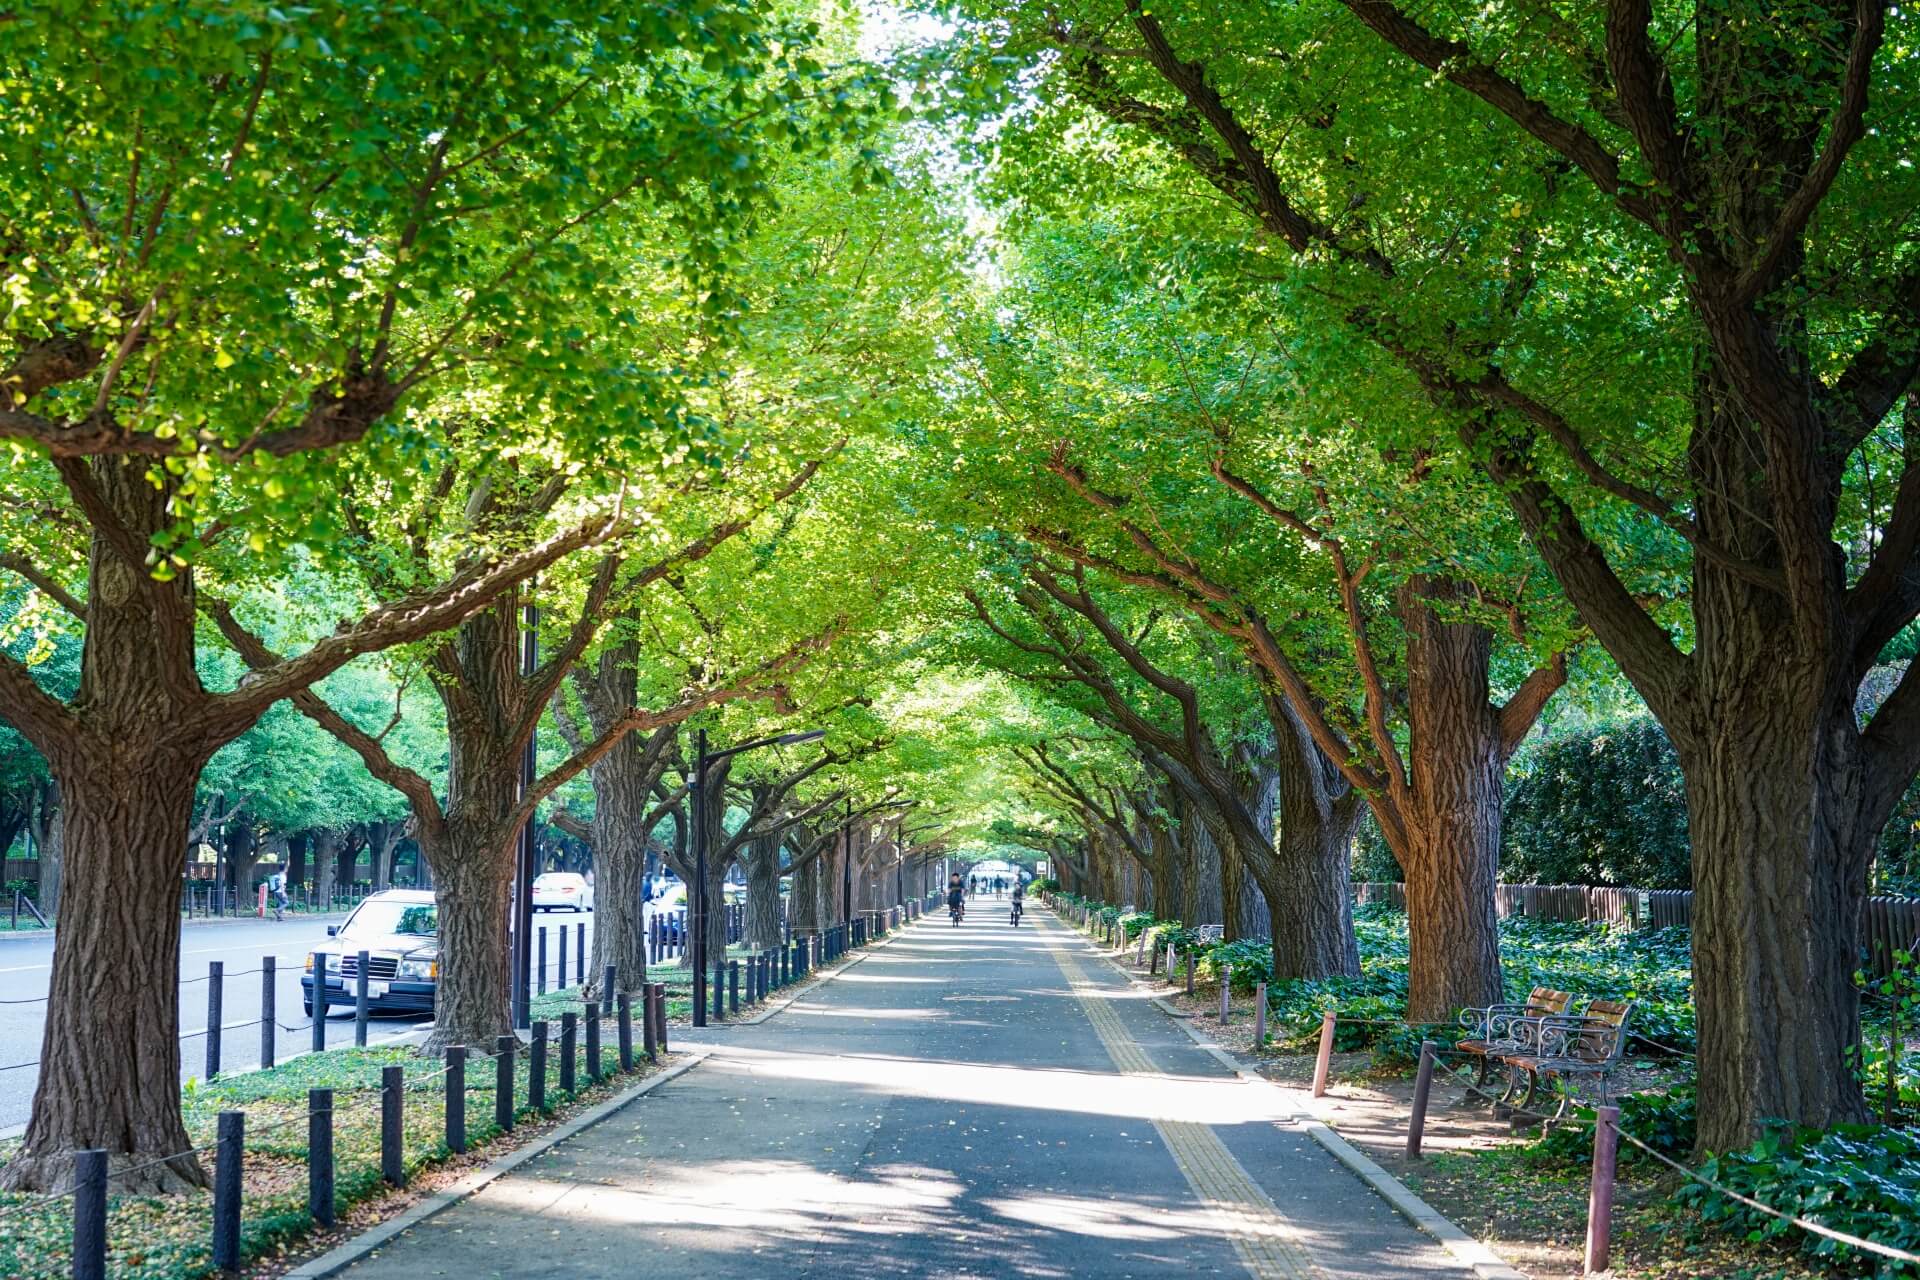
1353 881 1920 980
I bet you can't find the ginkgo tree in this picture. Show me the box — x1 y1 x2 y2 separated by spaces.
0 0 888 1193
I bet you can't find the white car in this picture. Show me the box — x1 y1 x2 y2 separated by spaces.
533 872 593 912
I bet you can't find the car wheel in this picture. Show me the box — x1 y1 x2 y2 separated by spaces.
303 999 314 1017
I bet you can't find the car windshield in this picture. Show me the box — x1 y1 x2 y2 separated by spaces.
342 900 437 939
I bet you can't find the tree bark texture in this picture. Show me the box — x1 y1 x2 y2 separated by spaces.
743 831 784 949
30 779 62 918
1 461 213 1192
1396 580 1508 1022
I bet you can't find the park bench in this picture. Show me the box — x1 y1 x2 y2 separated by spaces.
1455 986 1576 1087
1194 924 1225 944
1495 998 1636 1116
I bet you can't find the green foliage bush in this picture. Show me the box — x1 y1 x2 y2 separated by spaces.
1028 876 1060 893
1502 714 1691 888
1677 1125 1920 1275
1119 910 1156 939
1527 1086 1697 1169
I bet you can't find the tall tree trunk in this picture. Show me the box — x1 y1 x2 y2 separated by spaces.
743 832 784 949
0 459 215 1193
1147 816 1178 918
287 828 309 892
1 759 207 1193
791 855 822 936
30 779 62 918
1396 579 1508 1021
1677 662 1874 1148
334 835 358 894
314 827 339 906
223 811 259 903
419 817 516 1055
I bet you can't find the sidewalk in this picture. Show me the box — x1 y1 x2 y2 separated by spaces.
328 909 1475 1280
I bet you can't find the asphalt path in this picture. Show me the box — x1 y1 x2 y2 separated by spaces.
340 905 1469 1280
0 908 600 1132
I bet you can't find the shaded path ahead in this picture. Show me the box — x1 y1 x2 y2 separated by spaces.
341 907 1471 1279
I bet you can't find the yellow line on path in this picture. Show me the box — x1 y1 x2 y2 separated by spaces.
1042 923 1324 1280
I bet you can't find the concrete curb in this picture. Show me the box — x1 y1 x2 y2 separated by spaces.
282 1047 713 1279
1071 920 1528 1280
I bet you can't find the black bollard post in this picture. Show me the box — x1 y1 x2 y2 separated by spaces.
558 923 569 989
585 1002 602 1082
559 1012 578 1095
652 983 669 1055
72 1149 106 1280
779 945 790 987
446 1045 467 1154
311 952 328 1054
602 963 616 1009
308 1089 335 1227
261 955 277 1070
495 1035 515 1132
213 1110 244 1269
617 993 635 1071
640 987 658 1062
355 950 371 1047
381 1064 405 1186
206 960 224 1080
712 963 727 1022
728 960 740 1014
576 925 585 984
529 1021 549 1112
537 926 548 995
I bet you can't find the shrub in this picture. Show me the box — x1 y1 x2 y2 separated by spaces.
1119 910 1156 940
1678 1125 1920 1274
1028 876 1060 893
1527 1086 1697 1169
1501 713 1691 888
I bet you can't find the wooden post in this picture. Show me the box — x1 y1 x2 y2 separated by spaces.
1312 1010 1336 1097
354 950 370 1047
72 1149 107 1280
1219 965 1232 1023
206 960 224 1080
1253 982 1268 1047
213 1111 244 1269
559 1011 578 1095
260 956 276 1070
1184 950 1195 995
1585 1105 1620 1275
310 952 328 1055
494 1035 515 1133
1407 1040 1439 1159
445 1045 466 1154
585 1001 603 1082
308 1089 335 1227
381 1064 405 1186
529 1021 549 1112
617 993 635 1070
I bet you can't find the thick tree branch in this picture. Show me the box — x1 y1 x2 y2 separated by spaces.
202 507 623 733
1496 652 1569 758
1731 0 1888 304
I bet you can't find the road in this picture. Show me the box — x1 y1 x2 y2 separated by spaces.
0 908 601 1132
340 906 1469 1280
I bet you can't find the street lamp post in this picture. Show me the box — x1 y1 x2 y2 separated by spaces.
691 727 825 1029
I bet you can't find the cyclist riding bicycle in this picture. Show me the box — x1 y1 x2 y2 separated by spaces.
947 873 966 926
1009 878 1024 926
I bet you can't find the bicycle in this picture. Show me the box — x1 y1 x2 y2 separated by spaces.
1010 900 1023 926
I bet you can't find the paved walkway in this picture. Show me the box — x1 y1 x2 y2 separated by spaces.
340 907 1470 1279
